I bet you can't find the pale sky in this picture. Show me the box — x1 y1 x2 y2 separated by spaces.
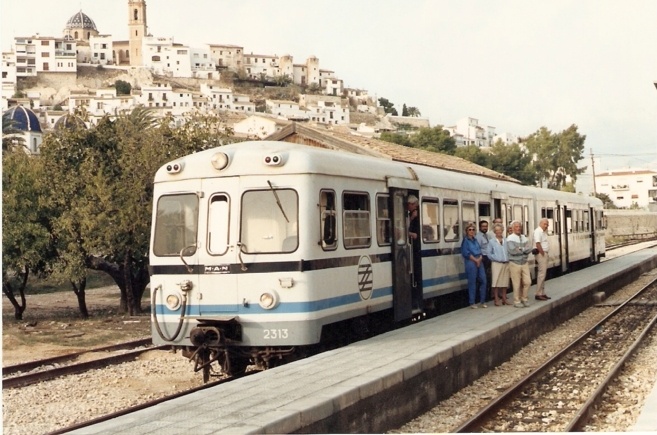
3 0 656 193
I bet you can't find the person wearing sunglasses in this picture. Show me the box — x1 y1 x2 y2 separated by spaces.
461 222 487 308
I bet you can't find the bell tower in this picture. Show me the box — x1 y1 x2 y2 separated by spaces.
128 0 147 66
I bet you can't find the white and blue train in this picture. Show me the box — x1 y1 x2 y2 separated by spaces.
149 141 605 380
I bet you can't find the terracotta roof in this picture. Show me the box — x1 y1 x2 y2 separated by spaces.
265 123 519 183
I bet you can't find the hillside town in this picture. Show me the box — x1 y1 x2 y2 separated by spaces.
1 1 516 150
2 1 656 210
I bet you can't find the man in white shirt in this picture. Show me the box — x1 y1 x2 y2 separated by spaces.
533 218 550 301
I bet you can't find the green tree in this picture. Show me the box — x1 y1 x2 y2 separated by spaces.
114 80 132 96
2 112 26 152
594 192 617 209
378 97 398 116
524 124 586 190
408 107 421 117
379 131 412 147
487 140 537 185
2 150 54 320
402 104 409 117
410 126 456 154
454 145 490 167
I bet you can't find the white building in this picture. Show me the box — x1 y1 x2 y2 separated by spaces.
67 88 134 122
243 53 277 79
596 169 657 210
265 99 309 120
231 93 256 113
89 35 113 65
208 43 244 70
300 94 349 125
233 115 286 139
142 36 192 78
190 47 218 79
493 132 517 145
447 117 494 147
2 51 17 111
200 84 234 110
14 35 77 76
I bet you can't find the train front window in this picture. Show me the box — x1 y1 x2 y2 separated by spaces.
153 194 199 256
240 189 298 253
208 194 230 255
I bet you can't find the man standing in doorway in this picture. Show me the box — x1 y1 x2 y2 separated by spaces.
407 195 422 310
533 218 551 300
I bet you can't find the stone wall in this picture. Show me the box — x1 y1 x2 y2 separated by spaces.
605 210 657 240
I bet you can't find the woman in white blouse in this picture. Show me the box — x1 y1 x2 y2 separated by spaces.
488 223 511 306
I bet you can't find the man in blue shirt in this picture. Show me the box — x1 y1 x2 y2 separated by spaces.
462 222 487 308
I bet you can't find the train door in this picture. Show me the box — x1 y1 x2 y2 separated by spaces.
562 205 570 272
197 177 239 315
389 188 420 321
588 206 596 262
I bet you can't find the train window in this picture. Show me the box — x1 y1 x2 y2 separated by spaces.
546 208 555 235
320 190 337 250
566 209 573 233
240 189 298 253
443 199 459 241
421 199 440 243
153 193 199 257
375 194 391 246
343 192 371 249
583 210 590 232
524 205 529 235
513 204 523 230
478 202 491 224
208 194 230 255
462 201 476 235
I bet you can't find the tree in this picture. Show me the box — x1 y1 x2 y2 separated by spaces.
524 124 587 190
402 104 409 117
114 80 132 96
454 145 490 167
410 126 456 154
407 106 421 117
594 192 617 209
379 132 412 147
2 112 26 153
487 140 537 185
378 97 398 116
2 150 54 320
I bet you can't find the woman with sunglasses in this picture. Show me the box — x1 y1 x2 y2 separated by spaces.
461 222 487 308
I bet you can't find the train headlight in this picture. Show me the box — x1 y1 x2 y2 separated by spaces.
166 161 184 174
258 290 279 310
211 152 229 170
165 293 182 311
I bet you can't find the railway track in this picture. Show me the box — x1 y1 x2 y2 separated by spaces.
2 338 168 389
453 275 657 433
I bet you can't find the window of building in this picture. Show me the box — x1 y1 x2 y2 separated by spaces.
343 192 371 249
41 40 49 46
41 52 49 57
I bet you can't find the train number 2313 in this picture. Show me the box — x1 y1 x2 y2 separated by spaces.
263 329 289 339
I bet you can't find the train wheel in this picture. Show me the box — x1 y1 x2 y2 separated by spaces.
229 357 250 377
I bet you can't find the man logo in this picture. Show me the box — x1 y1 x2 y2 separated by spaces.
358 256 373 300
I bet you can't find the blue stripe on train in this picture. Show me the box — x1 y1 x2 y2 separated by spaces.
153 273 465 316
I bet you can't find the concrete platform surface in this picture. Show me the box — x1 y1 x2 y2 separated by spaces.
68 247 657 434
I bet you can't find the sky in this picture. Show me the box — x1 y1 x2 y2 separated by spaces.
2 0 656 193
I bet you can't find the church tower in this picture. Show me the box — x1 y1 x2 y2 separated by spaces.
128 0 147 66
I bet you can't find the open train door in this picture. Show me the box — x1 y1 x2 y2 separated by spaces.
559 204 570 273
387 175 421 322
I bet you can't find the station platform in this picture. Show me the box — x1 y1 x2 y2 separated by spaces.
69 247 657 434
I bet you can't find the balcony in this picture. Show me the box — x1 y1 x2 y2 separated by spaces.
55 50 76 57
611 184 629 191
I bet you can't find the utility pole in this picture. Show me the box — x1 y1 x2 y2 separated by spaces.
590 148 597 195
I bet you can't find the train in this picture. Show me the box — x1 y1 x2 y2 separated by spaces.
149 140 605 381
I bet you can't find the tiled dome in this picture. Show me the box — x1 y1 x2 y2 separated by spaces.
54 114 87 131
4 105 42 133
65 10 98 31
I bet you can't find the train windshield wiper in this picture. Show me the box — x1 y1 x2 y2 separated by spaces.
267 180 289 223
